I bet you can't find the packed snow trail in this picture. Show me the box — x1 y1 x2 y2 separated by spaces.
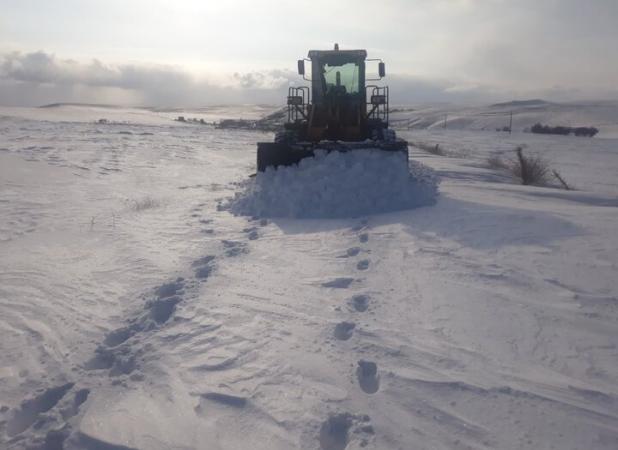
1 106 617 449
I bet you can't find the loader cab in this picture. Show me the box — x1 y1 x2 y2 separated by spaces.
307 49 366 106
290 44 389 142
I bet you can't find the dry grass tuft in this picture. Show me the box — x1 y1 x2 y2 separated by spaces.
487 147 571 189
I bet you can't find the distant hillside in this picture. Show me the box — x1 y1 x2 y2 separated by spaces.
389 100 618 137
39 102 124 109
490 99 552 108
16 100 618 138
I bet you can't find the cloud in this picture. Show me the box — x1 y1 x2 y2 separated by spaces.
232 69 295 89
2 1 618 105
1 51 192 90
0 53 481 106
1 50 616 107
0 51 293 106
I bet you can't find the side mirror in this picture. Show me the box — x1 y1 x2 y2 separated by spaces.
297 60 305 76
378 62 386 78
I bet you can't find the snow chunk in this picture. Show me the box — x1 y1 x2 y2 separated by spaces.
226 149 438 218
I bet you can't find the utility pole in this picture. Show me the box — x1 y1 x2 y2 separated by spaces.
509 111 513 135
443 114 448 129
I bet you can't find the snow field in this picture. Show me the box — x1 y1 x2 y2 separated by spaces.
1 105 617 449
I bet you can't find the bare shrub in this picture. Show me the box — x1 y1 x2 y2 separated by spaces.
512 146 550 186
552 170 572 190
531 123 598 137
487 147 572 190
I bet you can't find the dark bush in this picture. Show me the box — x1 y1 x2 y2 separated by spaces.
573 126 599 137
531 123 598 137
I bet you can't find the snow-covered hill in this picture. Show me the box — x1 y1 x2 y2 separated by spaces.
1 105 617 449
4 98 618 138
390 100 618 138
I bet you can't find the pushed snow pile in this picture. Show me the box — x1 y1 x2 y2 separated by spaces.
225 149 438 218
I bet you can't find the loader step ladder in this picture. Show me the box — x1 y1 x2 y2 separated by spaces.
366 85 389 125
287 86 310 123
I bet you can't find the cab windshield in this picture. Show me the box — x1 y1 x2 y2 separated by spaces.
322 61 360 95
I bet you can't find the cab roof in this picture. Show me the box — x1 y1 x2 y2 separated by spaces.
307 49 367 60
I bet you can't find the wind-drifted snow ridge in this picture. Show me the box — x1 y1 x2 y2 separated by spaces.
226 149 439 218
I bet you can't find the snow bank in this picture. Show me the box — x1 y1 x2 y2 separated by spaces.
225 149 438 218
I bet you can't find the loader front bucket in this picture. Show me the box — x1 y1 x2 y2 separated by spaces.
257 142 315 172
257 140 409 172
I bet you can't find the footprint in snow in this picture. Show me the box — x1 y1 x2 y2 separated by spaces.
154 278 184 299
87 278 186 376
338 247 360 258
102 276 187 349
192 255 216 280
6 382 74 437
195 392 247 417
243 226 259 240
5 384 90 449
334 322 355 340
146 296 181 324
350 294 370 312
193 255 215 267
357 360 380 394
322 278 355 289
63 388 90 419
222 240 248 257
103 325 139 347
201 392 247 408
359 233 369 243
319 413 353 450
194 264 214 279
146 278 185 323
319 413 373 450
356 259 369 271
85 345 138 377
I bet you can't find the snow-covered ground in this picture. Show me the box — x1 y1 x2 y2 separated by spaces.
1 105 617 449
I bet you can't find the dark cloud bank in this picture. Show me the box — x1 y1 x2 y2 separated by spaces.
0 50 614 108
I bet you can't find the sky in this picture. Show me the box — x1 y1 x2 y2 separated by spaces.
1 0 617 107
